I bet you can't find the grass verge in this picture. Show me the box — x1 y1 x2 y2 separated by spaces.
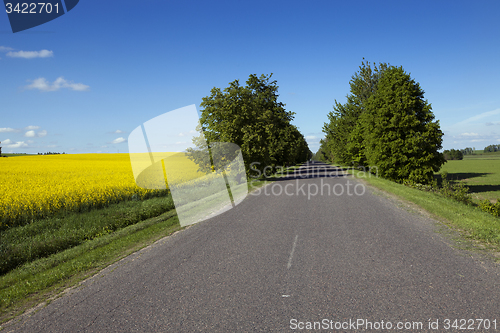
347 168 500 252
0 196 175 275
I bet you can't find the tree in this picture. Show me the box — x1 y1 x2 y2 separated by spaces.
361 66 445 184
322 59 388 165
344 60 389 166
322 101 352 163
191 74 310 175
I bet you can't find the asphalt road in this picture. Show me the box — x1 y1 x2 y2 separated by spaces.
5 162 500 332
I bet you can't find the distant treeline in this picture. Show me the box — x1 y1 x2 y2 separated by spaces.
461 147 474 155
484 144 500 153
443 149 464 160
38 152 66 155
443 147 475 160
443 145 500 159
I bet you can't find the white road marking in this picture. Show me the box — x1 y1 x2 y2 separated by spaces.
287 234 299 269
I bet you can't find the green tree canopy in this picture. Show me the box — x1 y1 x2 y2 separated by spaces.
313 138 330 162
322 61 445 184
323 60 388 165
443 149 463 160
361 66 445 183
192 74 310 176
483 144 500 153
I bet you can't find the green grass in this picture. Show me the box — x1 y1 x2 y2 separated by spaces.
0 195 176 275
439 154 500 202
348 168 500 253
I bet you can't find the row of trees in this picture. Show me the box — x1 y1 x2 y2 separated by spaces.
190 74 311 176
447 146 500 155
461 147 474 155
312 140 327 162
321 60 445 184
440 147 476 161
443 149 463 160
484 144 500 153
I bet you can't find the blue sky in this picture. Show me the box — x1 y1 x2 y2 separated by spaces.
1 0 499 154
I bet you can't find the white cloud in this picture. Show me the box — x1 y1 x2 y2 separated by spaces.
7 49 53 59
465 108 500 122
179 130 198 136
112 137 126 144
486 122 500 126
449 108 500 129
108 130 126 135
22 128 47 138
0 127 18 133
450 132 500 144
47 145 57 148
0 46 14 52
459 132 479 137
1 139 12 145
305 135 317 140
6 141 28 149
25 77 90 92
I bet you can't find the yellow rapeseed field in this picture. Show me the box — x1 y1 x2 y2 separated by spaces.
0 153 204 228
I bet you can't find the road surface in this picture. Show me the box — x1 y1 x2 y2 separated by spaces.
5 162 500 332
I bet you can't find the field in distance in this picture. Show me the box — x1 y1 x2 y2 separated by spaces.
439 150 500 203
